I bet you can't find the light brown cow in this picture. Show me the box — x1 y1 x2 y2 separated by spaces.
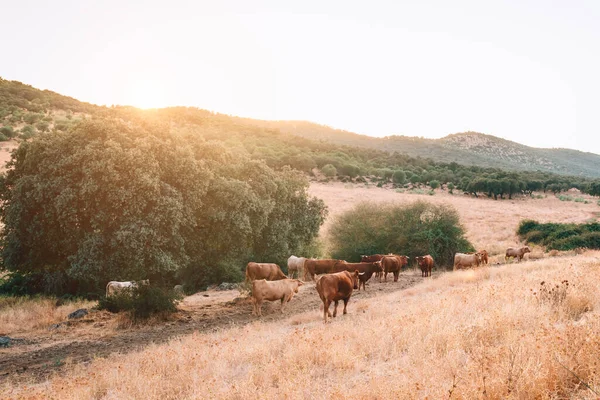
245 262 287 282
105 279 150 298
251 279 304 316
415 255 434 277
479 250 489 265
505 246 531 262
381 255 409 282
304 259 341 281
287 255 307 279
316 270 359 323
453 253 482 271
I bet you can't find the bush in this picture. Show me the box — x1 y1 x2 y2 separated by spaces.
518 220 600 251
392 170 406 184
429 180 440 190
97 284 182 320
447 182 455 194
328 200 473 268
321 164 337 177
0 125 16 138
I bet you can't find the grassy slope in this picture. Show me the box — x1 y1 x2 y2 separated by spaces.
4 255 599 399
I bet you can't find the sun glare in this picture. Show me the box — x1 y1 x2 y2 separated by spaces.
126 82 168 110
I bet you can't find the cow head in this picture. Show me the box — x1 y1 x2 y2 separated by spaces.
373 261 383 272
523 246 531 253
352 270 360 289
415 256 423 266
294 279 304 292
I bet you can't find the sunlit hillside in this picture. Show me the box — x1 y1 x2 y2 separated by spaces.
4 253 599 399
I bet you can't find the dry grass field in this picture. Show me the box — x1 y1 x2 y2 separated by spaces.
2 182 600 399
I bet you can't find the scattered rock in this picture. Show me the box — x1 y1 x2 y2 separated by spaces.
203 294 210 297
0 337 11 348
216 282 238 291
68 308 89 320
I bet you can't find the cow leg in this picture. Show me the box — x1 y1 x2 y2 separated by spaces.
342 298 349 315
394 271 399 282
323 300 331 323
256 300 262 317
251 298 257 316
333 300 339 318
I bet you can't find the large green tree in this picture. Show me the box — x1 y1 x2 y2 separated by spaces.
0 120 327 295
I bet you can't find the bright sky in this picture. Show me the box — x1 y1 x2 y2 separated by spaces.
2 1 600 154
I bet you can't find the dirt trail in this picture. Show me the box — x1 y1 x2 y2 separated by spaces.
0 273 424 384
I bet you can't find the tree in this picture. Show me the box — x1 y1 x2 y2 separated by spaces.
447 182 455 194
0 120 327 295
328 200 473 268
429 180 440 190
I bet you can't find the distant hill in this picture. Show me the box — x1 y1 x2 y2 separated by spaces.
1 77 599 181
235 119 600 178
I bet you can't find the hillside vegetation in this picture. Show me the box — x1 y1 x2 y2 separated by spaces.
240 118 600 178
2 78 600 200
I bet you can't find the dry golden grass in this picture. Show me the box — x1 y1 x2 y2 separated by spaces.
0 296 95 335
4 252 600 399
309 182 598 257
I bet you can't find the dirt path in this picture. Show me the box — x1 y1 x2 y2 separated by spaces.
0 273 425 384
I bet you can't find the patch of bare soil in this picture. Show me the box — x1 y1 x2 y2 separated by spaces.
0 272 425 384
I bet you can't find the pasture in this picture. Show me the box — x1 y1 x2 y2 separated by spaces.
2 182 600 398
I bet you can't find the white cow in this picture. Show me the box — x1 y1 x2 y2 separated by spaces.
105 279 150 298
287 255 307 279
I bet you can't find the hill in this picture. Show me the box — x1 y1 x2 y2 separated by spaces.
2 77 600 200
236 118 600 178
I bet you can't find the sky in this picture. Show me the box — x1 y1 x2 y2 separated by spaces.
2 0 600 154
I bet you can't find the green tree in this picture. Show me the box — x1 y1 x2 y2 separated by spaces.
329 200 473 267
0 120 327 295
429 179 440 190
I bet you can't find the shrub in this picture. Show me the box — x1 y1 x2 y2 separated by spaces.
0 125 16 138
392 170 406 184
0 134 8 142
558 194 573 201
35 121 50 132
447 182 455 194
97 284 182 320
321 164 337 177
518 220 600 251
429 180 440 190
328 200 473 268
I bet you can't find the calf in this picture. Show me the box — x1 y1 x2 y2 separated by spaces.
251 279 304 317
316 271 359 323
415 255 434 277
505 246 531 262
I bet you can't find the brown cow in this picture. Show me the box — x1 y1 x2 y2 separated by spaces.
479 250 489 265
415 255 434 277
304 259 342 281
361 254 386 279
505 246 531 262
453 253 481 271
251 279 304 316
245 262 287 282
381 255 409 282
332 261 382 291
316 270 359 323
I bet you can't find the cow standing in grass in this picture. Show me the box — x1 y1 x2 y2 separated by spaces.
415 255 434 277
251 279 304 317
505 246 531 262
316 271 359 323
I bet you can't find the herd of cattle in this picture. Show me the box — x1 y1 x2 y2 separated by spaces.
104 246 532 322
247 245 531 322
